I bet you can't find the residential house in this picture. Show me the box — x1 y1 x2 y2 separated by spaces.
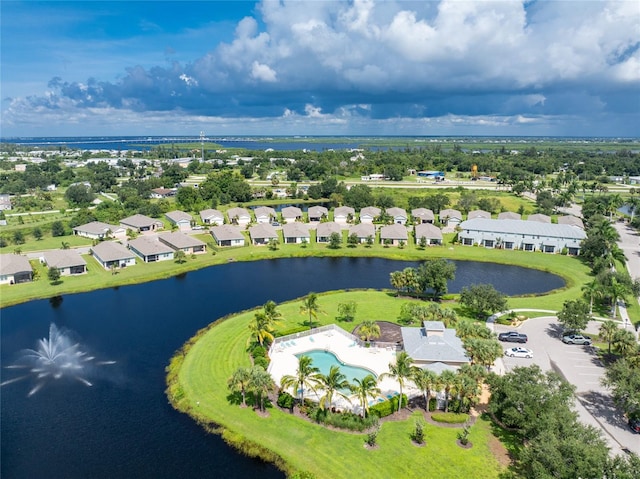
557 215 585 229
41 249 87 275
411 208 435 224
458 218 586 254
467 209 491 220
165 210 193 231
254 206 277 224
149 187 176 199
0 194 12 211
359 206 381 224
210 225 245 247
120 214 164 233
308 206 329 222
73 221 125 240
249 223 278 245
281 206 303 224
334 206 355 224
199 209 224 226
380 224 408 246
497 211 521 221
0 254 33 284
227 207 251 226
386 207 408 225
128 237 175 263
527 213 551 224
401 321 470 372
316 222 342 243
158 232 206 255
282 222 310 244
348 223 375 243
439 209 462 227
90 241 137 270
414 223 443 245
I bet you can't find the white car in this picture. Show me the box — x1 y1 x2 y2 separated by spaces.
504 347 533 359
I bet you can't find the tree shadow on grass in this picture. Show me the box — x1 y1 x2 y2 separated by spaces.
484 412 522 462
226 391 244 406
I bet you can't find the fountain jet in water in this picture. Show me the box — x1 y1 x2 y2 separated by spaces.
1 323 114 396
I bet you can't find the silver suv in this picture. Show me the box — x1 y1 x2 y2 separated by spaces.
562 334 592 345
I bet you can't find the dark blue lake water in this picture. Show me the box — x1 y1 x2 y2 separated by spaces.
0 257 563 479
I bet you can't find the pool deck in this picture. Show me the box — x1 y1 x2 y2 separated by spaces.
269 326 420 412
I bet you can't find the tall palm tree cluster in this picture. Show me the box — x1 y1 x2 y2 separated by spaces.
227 365 275 413
275 352 486 421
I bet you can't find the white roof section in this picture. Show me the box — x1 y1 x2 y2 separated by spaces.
459 218 587 240
401 321 469 364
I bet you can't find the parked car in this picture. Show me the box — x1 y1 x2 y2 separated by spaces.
271 221 280 226
629 415 640 434
498 331 528 343
562 334 592 345
504 347 533 358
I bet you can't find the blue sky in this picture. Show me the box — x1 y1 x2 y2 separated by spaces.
2 0 639 137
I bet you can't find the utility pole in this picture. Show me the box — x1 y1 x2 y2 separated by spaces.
200 131 205 162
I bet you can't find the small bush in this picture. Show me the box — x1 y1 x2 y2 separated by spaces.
253 356 269 369
276 326 308 337
277 391 294 410
430 412 469 424
370 394 407 418
365 426 380 447
428 397 437 412
411 420 425 444
310 408 379 432
458 424 471 445
250 345 267 358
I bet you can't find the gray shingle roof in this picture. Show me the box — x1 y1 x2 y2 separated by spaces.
254 206 276 219
334 206 355 217
249 223 278 240
411 208 435 221
73 221 121 235
316 221 342 237
211 224 244 241
380 224 408 240
91 241 135 262
349 223 375 237
440 209 462 220
415 223 443 240
282 206 303 219
468 209 491 219
527 213 551 223
128 237 174 256
120 214 162 228
165 210 192 223
226 207 251 220
401 321 469 364
200 209 223 222
0 254 32 275
158 232 206 249
42 249 87 269
282 222 309 238
459 218 587 240
557 215 584 229
308 206 328 218
497 211 521 220
386 207 407 218
360 206 381 218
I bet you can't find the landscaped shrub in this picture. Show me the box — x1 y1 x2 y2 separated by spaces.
370 394 407 418
430 412 469 424
310 409 379 432
411 419 425 445
276 326 308 337
250 345 267 359
277 391 294 410
428 397 437 412
253 356 269 369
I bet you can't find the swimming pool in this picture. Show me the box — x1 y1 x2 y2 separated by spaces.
296 349 377 383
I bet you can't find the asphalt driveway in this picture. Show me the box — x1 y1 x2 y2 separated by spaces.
496 317 639 456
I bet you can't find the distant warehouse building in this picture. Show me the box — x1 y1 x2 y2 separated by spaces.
458 218 586 255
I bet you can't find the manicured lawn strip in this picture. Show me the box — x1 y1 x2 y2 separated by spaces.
171 290 505 479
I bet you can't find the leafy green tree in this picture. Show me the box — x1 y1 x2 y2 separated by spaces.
612 329 638 358
228 366 252 407
357 320 380 343
557 299 591 332
174 250 187 263
47 266 61 283
249 366 275 413
65 184 95 207
350 374 380 418
380 351 414 413
598 320 619 355
347 232 359 248
12 231 25 245
336 301 357 322
412 367 438 411
33 227 43 241
267 238 279 251
300 293 324 330
328 232 341 249
459 284 508 319
279 355 320 404
418 258 456 299
51 221 66 237
424 193 450 214
602 358 640 416
316 365 351 411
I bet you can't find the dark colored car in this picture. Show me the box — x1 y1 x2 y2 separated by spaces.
629 416 640 434
498 331 528 343
562 334 592 345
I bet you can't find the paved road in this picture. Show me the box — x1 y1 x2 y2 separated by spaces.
496 317 639 456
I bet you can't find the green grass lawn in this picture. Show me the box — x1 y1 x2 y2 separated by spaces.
169 290 506 479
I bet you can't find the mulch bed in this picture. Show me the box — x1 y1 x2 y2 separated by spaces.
351 321 403 344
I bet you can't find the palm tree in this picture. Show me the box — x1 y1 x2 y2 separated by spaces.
598 320 619 355
247 311 275 347
249 366 275 413
358 320 381 343
412 367 438 411
300 292 324 330
582 280 604 315
279 355 320 404
608 278 629 319
612 329 637 358
380 351 414 413
455 373 481 413
389 271 405 296
228 366 252 407
438 369 458 413
350 374 381 418
316 365 351 411
263 300 283 326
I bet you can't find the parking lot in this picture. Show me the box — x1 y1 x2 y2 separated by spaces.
495 316 639 456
